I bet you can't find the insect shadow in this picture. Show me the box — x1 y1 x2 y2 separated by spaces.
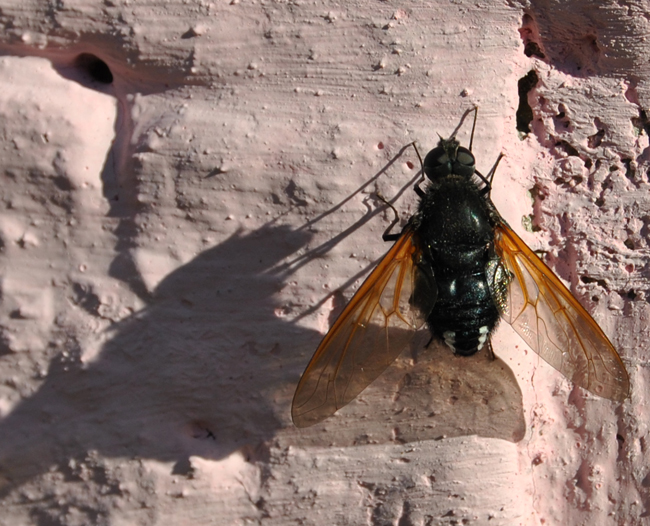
0 222 317 497
282 334 526 448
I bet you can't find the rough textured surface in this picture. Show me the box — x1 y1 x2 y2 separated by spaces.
0 0 648 524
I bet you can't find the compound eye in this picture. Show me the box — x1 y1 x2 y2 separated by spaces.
423 146 452 179
453 147 475 177
456 147 475 167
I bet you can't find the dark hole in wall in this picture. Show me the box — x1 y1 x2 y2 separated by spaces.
632 109 650 136
587 128 605 149
553 104 570 131
0 334 12 356
622 158 636 180
519 14 546 59
580 275 607 289
516 70 538 134
524 42 545 59
555 140 580 157
75 53 113 84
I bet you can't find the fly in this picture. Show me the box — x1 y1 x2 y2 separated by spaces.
292 108 629 428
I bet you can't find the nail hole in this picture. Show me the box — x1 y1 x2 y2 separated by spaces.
75 53 113 84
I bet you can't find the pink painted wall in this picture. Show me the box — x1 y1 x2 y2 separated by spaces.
0 1 648 524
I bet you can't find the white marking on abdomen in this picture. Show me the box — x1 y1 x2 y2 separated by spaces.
477 325 489 350
443 330 456 350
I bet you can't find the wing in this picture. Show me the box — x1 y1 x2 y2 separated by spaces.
292 226 437 427
491 222 629 401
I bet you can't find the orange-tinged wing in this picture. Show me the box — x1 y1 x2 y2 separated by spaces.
491 223 629 401
292 226 437 427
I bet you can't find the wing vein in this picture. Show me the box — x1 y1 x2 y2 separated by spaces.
494 224 629 401
292 226 437 427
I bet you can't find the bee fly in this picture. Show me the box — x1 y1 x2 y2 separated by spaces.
292 107 629 428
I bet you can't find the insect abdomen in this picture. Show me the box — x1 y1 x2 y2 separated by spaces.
417 178 500 356
427 268 499 355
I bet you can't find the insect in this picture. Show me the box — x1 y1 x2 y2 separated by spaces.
292 108 629 428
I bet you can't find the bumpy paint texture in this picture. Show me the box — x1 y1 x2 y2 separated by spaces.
0 1 649 524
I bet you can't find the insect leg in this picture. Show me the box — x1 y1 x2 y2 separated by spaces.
468 106 478 152
406 141 427 197
486 338 496 361
485 153 505 185
375 192 402 241
447 106 479 149
373 140 424 241
476 153 505 197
